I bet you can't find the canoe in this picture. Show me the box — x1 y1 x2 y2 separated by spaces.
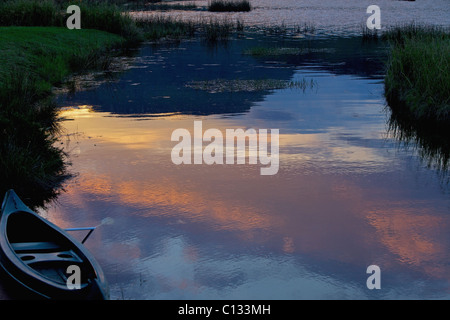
0 190 109 300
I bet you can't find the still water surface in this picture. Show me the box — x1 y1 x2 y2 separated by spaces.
39 32 450 300
133 0 450 36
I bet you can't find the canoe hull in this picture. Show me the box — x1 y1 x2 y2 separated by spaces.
0 190 109 300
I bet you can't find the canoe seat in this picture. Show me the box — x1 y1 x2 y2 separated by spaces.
16 249 83 265
11 242 83 266
11 241 63 253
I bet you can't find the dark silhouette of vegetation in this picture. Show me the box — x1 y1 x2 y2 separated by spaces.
208 0 251 12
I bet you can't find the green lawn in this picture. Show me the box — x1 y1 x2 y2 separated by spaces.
0 26 125 97
0 27 125 206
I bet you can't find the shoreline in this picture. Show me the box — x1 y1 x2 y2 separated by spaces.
0 1 448 207
0 26 127 207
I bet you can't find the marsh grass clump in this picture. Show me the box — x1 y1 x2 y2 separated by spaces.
0 72 68 207
132 2 198 11
135 15 243 42
384 24 450 123
135 15 197 40
382 23 448 44
0 0 62 27
208 0 251 12
294 22 316 35
76 2 143 44
361 24 379 41
203 17 235 42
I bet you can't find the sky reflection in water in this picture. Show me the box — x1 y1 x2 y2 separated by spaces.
45 36 450 300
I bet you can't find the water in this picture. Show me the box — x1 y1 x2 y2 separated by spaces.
132 0 450 36
34 31 449 300
1 1 449 300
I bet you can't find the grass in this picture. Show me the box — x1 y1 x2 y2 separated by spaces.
0 0 248 205
361 24 379 41
0 0 246 42
135 15 243 42
135 15 197 40
384 24 450 124
0 0 62 26
125 2 198 11
208 0 251 12
0 27 126 206
0 27 125 96
203 17 236 42
0 0 142 44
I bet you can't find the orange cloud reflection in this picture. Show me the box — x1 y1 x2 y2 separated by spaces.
367 208 449 279
64 173 274 237
51 106 450 286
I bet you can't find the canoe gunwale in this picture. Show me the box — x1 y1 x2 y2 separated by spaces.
0 190 109 300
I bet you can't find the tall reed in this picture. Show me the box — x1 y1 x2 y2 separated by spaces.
208 0 251 12
384 24 450 123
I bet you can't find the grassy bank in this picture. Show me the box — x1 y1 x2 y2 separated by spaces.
0 0 244 206
0 0 139 206
384 25 450 124
0 27 125 206
0 0 243 43
0 0 142 45
0 27 125 97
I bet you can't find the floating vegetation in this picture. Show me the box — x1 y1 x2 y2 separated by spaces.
243 46 335 56
258 22 316 37
185 78 317 93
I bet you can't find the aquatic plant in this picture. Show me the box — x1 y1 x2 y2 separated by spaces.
127 2 198 11
203 17 235 42
135 15 243 42
243 46 334 56
361 23 379 41
185 78 318 93
208 0 251 12
134 14 197 40
384 24 450 123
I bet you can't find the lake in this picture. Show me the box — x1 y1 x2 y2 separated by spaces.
40 29 450 300
1 0 448 300
132 0 450 36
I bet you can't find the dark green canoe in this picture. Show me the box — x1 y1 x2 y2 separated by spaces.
0 190 109 300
